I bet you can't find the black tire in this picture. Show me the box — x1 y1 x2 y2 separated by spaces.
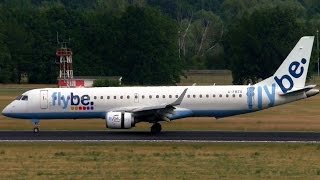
33 127 39 133
151 123 161 134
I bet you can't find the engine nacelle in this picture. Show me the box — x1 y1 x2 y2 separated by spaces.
106 112 135 129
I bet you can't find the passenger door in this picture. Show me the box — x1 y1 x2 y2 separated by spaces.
40 90 48 109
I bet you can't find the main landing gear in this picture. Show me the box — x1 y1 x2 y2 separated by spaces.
151 122 162 134
32 119 40 133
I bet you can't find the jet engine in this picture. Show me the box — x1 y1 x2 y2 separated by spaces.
105 112 135 129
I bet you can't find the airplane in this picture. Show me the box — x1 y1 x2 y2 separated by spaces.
2 36 319 133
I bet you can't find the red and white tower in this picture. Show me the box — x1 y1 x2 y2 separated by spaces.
56 42 74 87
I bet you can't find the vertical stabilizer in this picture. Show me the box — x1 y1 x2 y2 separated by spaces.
257 36 314 93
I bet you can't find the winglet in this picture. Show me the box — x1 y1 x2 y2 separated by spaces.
170 88 188 106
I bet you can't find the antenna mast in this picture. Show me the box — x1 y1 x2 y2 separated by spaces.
56 32 74 87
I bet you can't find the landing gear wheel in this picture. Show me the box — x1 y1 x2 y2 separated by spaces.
33 127 39 133
31 119 40 133
151 123 162 134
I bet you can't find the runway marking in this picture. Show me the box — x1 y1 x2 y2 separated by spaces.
0 140 319 143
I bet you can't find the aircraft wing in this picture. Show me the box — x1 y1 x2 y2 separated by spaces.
108 88 188 122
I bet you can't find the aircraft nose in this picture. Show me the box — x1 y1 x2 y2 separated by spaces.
2 106 8 116
2 105 11 117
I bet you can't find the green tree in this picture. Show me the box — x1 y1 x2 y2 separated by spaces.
118 6 183 85
3 18 33 83
221 0 256 24
180 10 224 69
225 3 306 84
0 30 11 83
29 10 57 83
93 79 120 87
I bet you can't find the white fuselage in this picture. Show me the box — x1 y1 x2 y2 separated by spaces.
2 84 306 121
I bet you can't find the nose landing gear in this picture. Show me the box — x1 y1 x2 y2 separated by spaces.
31 119 40 133
33 127 39 133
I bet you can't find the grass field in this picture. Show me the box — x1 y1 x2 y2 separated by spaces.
0 83 320 131
0 142 319 179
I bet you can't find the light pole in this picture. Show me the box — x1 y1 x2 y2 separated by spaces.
317 29 319 76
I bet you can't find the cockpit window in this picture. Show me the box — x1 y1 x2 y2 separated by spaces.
21 96 28 101
15 95 22 100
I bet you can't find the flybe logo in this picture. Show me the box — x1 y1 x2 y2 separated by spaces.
274 58 307 93
247 58 307 110
51 92 95 110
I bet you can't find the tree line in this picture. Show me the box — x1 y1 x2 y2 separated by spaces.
0 0 319 85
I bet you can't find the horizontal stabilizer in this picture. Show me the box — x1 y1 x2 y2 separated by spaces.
278 85 317 96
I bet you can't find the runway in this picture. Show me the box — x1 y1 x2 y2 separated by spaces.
0 131 320 142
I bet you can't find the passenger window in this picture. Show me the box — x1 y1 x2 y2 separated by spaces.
239 94 242 98
187 95 190 98
149 95 152 99
206 94 209 98
162 95 165 98
219 94 222 98
213 94 216 98
226 94 229 98
21 96 28 101
142 95 145 99
94 96 97 100
199 95 202 98
120 96 123 99
169 95 172 98
15 95 22 100
193 95 196 98
127 96 130 99
100 96 103 99
175 95 178 98
107 96 110 99
114 96 117 99
156 95 159 98
232 94 235 98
